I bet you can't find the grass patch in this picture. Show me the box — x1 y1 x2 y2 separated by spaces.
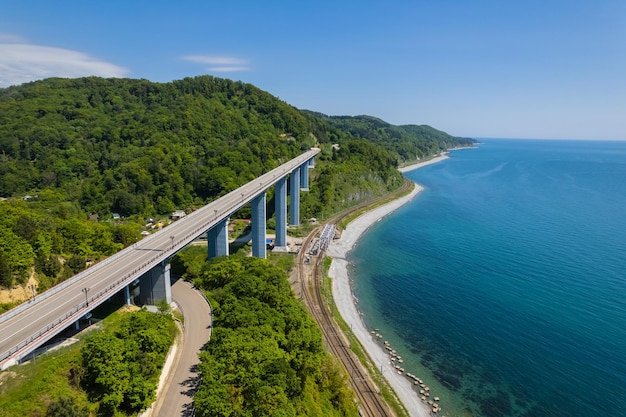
287 223 317 237
0 332 93 416
172 309 184 324
0 302 18 315
0 305 174 417
268 252 295 271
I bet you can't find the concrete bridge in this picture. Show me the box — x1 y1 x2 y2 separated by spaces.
0 148 320 369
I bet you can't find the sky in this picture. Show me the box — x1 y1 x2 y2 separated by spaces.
1 0 625 140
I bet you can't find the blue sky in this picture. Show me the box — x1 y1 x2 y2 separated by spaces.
1 1 625 140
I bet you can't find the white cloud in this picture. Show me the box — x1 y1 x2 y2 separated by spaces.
0 38 129 87
181 55 250 72
206 66 250 73
0 33 26 43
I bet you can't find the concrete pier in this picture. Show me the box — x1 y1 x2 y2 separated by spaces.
290 166 301 226
139 262 172 305
207 218 229 259
251 192 267 259
300 161 309 190
274 177 288 250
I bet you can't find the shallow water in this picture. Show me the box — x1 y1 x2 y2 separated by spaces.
350 139 626 417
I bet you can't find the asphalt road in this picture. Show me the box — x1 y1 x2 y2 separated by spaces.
153 279 212 417
0 148 319 368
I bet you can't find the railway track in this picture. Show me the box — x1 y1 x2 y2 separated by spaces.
297 180 414 417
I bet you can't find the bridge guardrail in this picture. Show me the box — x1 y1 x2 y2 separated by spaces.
0 215 219 365
0 238 181 364
0 205 184 327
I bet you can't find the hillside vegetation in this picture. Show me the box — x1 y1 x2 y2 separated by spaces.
188 255 358 417
0 308 176 417
0 76 471 293
307 112 475 165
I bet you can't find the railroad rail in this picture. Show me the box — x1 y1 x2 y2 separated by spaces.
296 179 415 416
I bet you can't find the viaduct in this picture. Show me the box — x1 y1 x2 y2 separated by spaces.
0 148 320 370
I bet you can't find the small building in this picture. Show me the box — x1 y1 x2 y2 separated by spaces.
112 213 121 220
171 210 187 220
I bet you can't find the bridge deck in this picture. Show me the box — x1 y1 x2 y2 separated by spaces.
0 148 320 368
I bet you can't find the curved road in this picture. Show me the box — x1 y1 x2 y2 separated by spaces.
154 279 212 417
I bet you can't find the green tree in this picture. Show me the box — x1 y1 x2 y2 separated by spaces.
12 214 38 244
46 397 89 417
0 228 34 285
35 253 62 278
0 251 11 287
80 310 176 416
67 254 86 274
193 257 357 417
81 333 129 407
112 223 140 247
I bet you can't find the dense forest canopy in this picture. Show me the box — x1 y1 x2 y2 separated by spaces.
0 76 473 214
0 76 312 215
0 76 473 291
305 112 475 164
189 256 358 417
79 308 177 416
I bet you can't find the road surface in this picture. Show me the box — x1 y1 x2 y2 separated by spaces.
153 279 212 417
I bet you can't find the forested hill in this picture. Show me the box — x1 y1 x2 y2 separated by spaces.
0 76 315 215
0 75 471 290
0 76 473 214
306 112 475 164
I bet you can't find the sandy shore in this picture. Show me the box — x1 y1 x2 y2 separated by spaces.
398 152 450 173
327 156 453 417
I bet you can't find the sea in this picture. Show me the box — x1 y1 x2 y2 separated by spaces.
348 139 626 417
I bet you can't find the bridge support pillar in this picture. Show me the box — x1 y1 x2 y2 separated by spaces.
251 192 267 258
124 285 131 306
290 167 300 226
300 161 309 191
207 218 229 259
274 177 288 251
138 261 172 305
308 157 315 168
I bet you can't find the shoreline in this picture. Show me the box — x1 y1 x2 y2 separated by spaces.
327 183 429 416
327 153 455 417
398 152 450 173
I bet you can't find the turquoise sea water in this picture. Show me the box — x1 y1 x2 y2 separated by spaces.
349 139 626 417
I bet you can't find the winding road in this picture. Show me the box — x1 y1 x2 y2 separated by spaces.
153 279 212 417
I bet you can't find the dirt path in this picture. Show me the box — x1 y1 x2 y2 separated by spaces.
0 275 38 305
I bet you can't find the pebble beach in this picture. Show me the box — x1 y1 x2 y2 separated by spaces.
327 154 449 417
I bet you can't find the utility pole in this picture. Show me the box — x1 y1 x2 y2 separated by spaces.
82 287 90 307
